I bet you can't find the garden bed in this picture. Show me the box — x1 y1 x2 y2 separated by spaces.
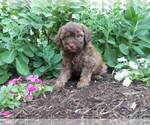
7 73 150 119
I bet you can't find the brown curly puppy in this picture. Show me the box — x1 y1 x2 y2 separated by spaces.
54 22 107 89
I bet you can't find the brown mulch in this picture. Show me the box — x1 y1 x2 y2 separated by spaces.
6 74 150 119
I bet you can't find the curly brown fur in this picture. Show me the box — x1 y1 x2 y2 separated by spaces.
54 22 107 89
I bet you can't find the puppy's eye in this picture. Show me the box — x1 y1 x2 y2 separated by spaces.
76 34 83 39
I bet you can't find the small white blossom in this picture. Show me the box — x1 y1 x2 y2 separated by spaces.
130 102 137 110
144 64 148 68
122 77 132 87
11 15 18 20
114 69 130 81
117 57 127 63
137 58 146 63
30 30 34 35
129 61 138 69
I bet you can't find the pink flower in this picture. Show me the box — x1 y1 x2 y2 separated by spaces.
0 112 12 116
27 84 37 92
25 92 33 100
35 79 43 83
26 75 44 83
26 75 39 82
8 77 22 85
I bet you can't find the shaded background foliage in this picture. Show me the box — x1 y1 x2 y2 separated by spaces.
0 0 149 84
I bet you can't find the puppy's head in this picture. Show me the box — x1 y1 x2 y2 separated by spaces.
55 22 92 54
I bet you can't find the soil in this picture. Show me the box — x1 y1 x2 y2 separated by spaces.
3 73 150 119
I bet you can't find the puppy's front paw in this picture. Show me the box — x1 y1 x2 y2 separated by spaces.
53 82 65 90
77 81 90 88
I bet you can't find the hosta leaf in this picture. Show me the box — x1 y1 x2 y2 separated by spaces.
0 72 11 84
119 44 129 55
125 7 135 19
104 47 117 67
47 50 55 62
0 58 5 66
33 61 43 68
1 50 17 64
137 23 150 30
136 41 150 48
19 53 29 64
52 71 60 77
133 46 144 55
54 64 62 70
146 81 150 87
39 66 49 72
51 54 62 64
124 32 133 40
107 38 115 45
16 57 30 76
28 43 38 52
1 18 12 24
138 35 150 43
23 45 34 57
17 19 30 25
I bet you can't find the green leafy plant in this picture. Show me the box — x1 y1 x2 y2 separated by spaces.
114 57 150 87
0 0 149 84
74 0 150 67
32 44 62 78
0 75 53 109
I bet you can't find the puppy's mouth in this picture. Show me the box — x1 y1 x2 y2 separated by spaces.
64 46 78 53
65 48 78 53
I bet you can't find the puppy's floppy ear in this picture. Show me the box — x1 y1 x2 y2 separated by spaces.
55 27 63 48
82 24 92 43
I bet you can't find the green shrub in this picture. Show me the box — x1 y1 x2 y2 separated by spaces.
0 0 149 84
74 0 150 67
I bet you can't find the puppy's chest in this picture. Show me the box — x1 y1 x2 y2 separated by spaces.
71 54 85 72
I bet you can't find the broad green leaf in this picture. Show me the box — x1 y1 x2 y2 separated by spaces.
1 18 12 24
0 58 5 66
45 86 53 92
1 50 17 64
17 19 30 25
146 81 150 87
39 66 49 72
23 45 34 57
138 35 150 43
107 38 115 45
124 32 133 40
47 50 55 62
28 43 38 52
16 57 30 76
54 64 62 70
51 54 62 64
33 69 42 76
19 53 29 64
0 72 11 84
115 63 126 69
33 61 43 68
119 44 129 55
137 23 150 30
52 71 60 77
136 41 150 48
133 46 144 55
104 47 117 67
125 7 135 19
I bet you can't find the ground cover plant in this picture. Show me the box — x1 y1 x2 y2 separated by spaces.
0 0 150 119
